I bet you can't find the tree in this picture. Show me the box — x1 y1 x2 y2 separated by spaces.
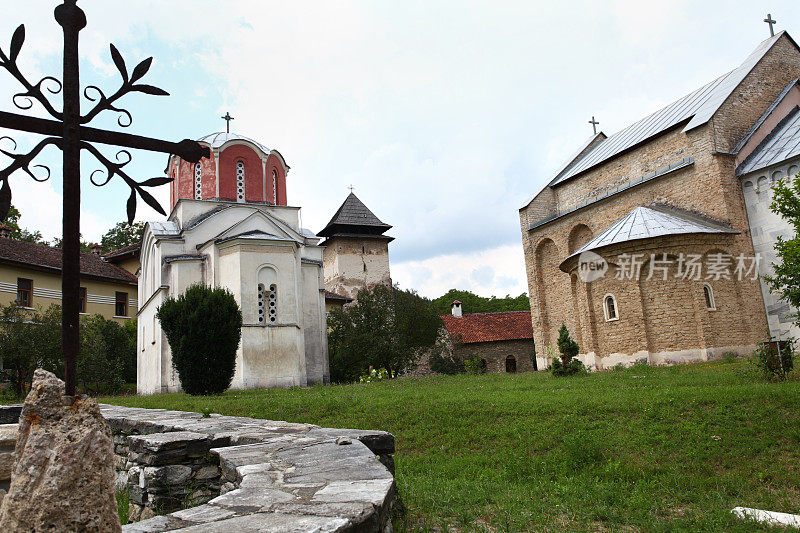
2 204 47 244
767 171 800 326
431 289 530 315
101 221 146 253
328 284 442 382
157 284 242 395
552 323 584 377
78 314 136 395
0 303 63 398
51 235 93 253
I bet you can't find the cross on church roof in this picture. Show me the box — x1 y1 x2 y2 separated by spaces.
221 111 234 133
589 116 599 135
348 184 355 193
764 13 777 37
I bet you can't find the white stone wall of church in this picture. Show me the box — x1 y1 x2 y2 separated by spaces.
302 264 329 384
742 158 800 341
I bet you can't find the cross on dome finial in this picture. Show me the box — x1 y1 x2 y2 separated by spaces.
221 111 234 133
764 13 777 37
589 116 599 135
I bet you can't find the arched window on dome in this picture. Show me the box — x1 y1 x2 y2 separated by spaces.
272 169 277 204
236 161 245 202
194 163 202 199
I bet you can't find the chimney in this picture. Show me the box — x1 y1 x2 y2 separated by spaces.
0 224 11 239
90 243 103 255
451 300 462 318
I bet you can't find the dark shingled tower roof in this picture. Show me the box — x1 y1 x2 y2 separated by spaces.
318 193 393 244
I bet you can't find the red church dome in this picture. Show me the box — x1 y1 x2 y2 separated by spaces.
167 132 289 211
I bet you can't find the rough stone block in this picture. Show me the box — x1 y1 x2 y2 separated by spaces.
208 488 296 511
171 504 235 524
312 479 395 506
161 512 348 532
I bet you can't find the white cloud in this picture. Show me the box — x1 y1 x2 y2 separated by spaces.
392 244 527 299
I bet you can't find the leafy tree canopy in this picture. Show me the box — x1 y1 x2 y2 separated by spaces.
2 204 47 244
431 289 529 315
101 221 146 253
328 284 442 382
768 171 800 325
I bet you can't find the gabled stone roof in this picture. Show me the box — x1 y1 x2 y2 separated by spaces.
318 193 392 238
441 311 533 344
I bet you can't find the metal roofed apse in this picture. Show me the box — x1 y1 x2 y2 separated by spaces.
563 205 738 268
548 32 786 188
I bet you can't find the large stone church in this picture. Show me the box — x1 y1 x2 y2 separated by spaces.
520 30 800 370
136 132 392 394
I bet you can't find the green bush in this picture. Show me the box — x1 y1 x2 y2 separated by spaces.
0 303 62 398
551 356 587 377
429 352 465 375
752 338 795 381
464 355 486 375
78 314 136 395
157 284 242 395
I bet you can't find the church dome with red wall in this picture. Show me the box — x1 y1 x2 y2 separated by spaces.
167 132 289 210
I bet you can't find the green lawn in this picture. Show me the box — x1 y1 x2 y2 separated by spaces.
102 361 800 532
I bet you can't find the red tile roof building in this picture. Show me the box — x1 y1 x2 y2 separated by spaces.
440 311 534 344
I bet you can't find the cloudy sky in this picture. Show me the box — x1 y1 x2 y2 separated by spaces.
0 1 798 298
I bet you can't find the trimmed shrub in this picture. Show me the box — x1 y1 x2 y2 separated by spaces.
157 284 242 395
553 324 584 377
78 314 134 395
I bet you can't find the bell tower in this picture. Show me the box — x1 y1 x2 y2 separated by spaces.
319 192 393 300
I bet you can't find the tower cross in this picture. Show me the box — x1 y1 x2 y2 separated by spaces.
589 116 599 135
0 0 209 397
348 184 355 193
764 13 776 37
221 111 234 133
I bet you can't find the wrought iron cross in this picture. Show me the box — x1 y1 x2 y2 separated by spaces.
348 184 354 193
764 14 776 37
589 116 599 135
221 112 234 133
0 0 210 397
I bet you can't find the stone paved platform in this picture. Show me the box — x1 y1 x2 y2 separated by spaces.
1 404 396 532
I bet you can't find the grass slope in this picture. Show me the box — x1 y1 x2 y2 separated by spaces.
103 362 800 532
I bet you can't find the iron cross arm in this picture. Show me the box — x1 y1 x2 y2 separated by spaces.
0 110 210 163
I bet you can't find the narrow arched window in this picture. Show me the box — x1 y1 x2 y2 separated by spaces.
703 283 716 310
236 161 245 202
272 169 277 204
257 283 265 323
604 294 618 321
194 162 202 199
267 283 277 322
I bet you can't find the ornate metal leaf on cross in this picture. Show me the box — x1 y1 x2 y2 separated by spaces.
0 0 210 397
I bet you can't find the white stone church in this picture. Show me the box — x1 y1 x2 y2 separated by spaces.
137 133 327 394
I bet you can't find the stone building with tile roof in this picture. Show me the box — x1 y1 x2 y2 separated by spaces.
319 193 393 301
412 302 536 375
0 236 138 322
520 31 800 370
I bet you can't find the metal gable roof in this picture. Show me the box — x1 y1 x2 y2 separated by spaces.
737 106 800 176
549 32 787 187
561 205 738 270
